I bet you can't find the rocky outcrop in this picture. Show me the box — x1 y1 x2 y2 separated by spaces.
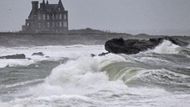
105 37 188 54
0 54 26 59
32 52 44 56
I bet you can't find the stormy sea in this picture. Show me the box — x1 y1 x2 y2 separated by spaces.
0 39 190 107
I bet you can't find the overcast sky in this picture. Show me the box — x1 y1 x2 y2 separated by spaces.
0 0 190 35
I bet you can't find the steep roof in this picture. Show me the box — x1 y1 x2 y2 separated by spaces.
40 0 65 13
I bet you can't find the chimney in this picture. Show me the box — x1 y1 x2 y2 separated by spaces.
32 1 39 11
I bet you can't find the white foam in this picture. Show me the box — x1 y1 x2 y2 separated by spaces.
95 53 127 69
27 56 127 97
137 57 172 65
0 45 104 68
0 54 127 106
1 45 190 107
0 79 43 89
2 93 190 107
0 59 35 68
149 40 181 54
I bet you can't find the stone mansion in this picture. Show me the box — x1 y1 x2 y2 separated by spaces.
22 0 68 33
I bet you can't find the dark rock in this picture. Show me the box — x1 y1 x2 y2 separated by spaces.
98 52 109 56
105 38 161 54
90 54 96 57
0 54 26 59
32 52 44 56
105 37 188 54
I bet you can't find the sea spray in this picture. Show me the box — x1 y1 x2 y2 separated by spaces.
150 40 180 54
28 55 128 97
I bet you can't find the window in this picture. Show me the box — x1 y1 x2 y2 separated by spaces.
47 22 50 28
59 22 62 27
55 14 58 19
63 21 67 27
38 15 41 20
47 15 50 20
43 14 46 20
64 14 67 20
52 22 55 27
52 15 55 20
59 14 62 19
55 22 57 27
38 23 41 28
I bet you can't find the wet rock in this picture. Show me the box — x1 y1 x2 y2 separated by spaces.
90 54 96 57
32 52 44 56
98 52 109 56
105 37 188 54
0 54 26 59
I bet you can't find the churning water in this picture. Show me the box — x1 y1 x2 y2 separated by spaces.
0 41 190 107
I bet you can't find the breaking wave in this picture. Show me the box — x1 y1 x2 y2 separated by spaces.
27 54 128 97
19 53 190 98
0 44 190 107
147 40 180 54
142 40 188 55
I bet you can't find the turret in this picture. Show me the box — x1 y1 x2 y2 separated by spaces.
58 0 62 4
58 0 64 9
32 1 39 11
40 0 45 9
58 0 63 6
